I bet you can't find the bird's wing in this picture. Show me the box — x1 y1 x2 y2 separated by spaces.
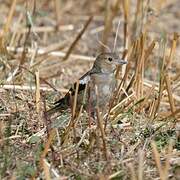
67 64 101 97
46 71 91 115
54 71 91 105
47 67 99 115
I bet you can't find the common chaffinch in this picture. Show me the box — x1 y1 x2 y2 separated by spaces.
47 52 127 117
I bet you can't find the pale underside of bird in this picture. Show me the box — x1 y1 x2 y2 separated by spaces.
47 52 127 118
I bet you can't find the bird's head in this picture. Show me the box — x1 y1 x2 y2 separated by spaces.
94 52 127 73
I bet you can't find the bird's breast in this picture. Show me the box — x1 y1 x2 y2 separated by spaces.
102 84 111 94
91 73 114 83
90 73 116 96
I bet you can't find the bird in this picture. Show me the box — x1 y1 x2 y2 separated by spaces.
46 52 127 118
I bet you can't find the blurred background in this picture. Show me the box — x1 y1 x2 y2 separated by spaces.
0 0 179 179
0 0 179 88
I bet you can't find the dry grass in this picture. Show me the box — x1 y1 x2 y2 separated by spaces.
0 0 180 179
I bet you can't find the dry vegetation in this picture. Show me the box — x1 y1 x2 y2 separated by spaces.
0 0 180 179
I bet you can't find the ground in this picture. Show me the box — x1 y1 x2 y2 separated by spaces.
0 0 180 179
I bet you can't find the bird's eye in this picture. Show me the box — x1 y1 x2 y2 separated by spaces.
108 57 113 62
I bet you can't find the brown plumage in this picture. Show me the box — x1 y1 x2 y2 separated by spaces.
46 52 127 117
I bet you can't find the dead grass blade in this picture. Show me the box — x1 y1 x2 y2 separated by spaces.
53 0 61 26
136 85 155 113
72 81 79 119
9 13 23 47
134 33 146 99
40 129 56 164
144 40 156 65
113 18 121 52
151 140 173 180
127 163 137 180
122 0 130 49
35 70 40 113
138 150 144 180
101 0 120 52
42 159 51 180
151 141 166 180
154 34 167 118
95 85 109 161
163 108 180 120
3 0 17 35
164 73 176 115
166 32 179 69
131 0 143 40
61 81 86 146
0 0 17 55
163 140 173 180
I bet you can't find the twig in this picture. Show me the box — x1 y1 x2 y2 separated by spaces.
31 40 68 68
62 16 93 61
7 46 95 62
0 84 68 93
14 25 74 34
20 65 58 92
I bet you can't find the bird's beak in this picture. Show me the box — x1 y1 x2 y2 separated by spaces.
114 59 127 65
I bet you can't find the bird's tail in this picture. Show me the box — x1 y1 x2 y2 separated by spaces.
46 94 70 116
